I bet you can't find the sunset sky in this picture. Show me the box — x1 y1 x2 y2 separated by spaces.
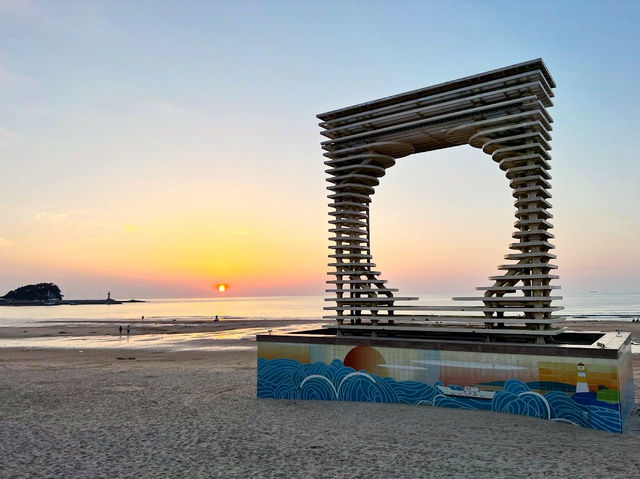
1 1 639 299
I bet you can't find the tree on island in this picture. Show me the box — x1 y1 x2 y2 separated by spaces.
2 283 63 302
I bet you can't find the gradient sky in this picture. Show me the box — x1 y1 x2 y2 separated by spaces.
1 0 638 298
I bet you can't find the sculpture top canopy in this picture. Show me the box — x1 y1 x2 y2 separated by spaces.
318 59 562 343
318 58 555 157
318 58 554 120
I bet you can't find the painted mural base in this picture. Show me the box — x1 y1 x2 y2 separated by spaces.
257 329 634 433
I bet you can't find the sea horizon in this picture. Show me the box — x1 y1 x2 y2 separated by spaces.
1 292 639 328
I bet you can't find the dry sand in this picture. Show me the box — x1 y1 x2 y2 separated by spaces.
1 320 639 478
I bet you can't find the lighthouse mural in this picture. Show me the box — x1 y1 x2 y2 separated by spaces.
576 362 589 393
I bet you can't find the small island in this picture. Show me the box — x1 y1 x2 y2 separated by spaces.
0 283 144 306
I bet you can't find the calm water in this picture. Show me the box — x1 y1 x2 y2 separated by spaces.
0 293 638 328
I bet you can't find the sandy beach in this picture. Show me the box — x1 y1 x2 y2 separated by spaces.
1 320 639 478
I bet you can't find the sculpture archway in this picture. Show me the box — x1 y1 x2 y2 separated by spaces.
317 59 562 342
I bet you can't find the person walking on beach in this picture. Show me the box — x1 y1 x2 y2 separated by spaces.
214 315 219 322
127 325 130 336
119 325 122 336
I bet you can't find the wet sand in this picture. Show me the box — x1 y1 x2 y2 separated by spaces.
2 318 640 343
0 318 323 339
1 319 639 478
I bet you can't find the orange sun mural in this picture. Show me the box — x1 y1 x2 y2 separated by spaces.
343 346 386 376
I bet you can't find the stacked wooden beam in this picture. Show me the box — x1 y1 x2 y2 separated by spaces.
317 59 563 341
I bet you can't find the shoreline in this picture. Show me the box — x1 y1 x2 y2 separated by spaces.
0 318 638 341
0 319 638 357
0 318 323 340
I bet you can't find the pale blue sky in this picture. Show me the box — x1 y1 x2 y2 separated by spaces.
1 1 639 298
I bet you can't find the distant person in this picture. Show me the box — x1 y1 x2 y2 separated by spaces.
141 315 144 320
127 325 130 335
119 325 122 336
214 315 219 322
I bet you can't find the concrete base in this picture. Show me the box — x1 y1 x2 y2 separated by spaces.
257 328 635 433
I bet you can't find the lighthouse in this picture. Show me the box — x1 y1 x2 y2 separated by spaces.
575 362 589 393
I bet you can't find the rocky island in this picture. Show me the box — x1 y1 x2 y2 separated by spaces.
0 283 144 306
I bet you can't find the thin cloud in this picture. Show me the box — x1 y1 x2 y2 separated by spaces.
35 212 68 223
0 0 45 24
0 64 38 90
0 0 121 38
144 99 203 119
0 237 13 247
0 126 22 149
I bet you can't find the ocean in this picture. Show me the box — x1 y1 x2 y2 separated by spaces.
0 293 639 328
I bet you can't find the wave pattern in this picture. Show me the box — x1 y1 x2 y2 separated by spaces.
257 358 623 433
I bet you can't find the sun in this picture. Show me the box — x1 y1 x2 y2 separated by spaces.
216 284 227 293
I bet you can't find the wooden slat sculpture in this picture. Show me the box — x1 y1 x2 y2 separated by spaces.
318 59 562 342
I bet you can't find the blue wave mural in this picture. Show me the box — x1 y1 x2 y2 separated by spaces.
257 357 623 433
